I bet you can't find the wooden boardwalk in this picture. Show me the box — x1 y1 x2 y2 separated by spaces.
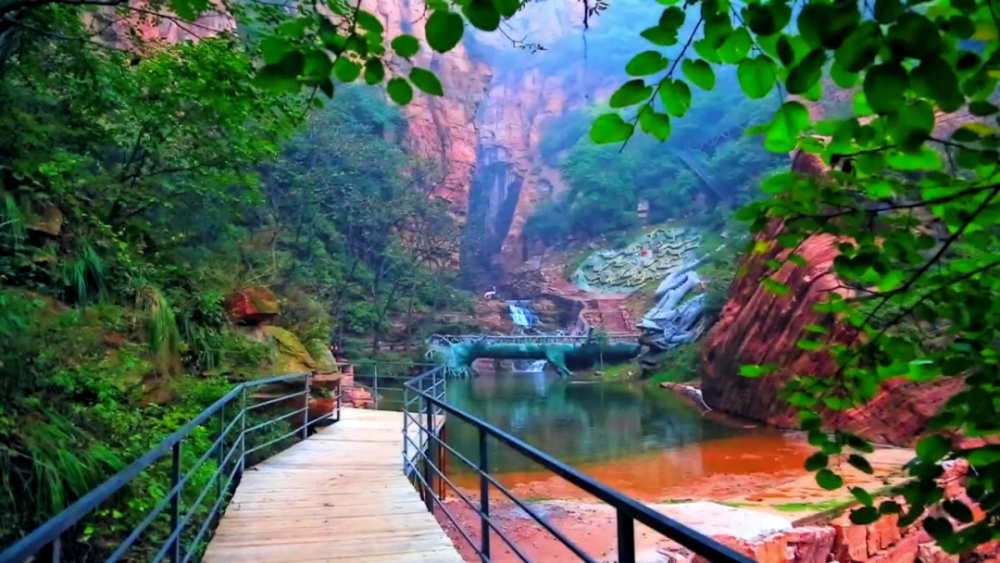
204 409 460 563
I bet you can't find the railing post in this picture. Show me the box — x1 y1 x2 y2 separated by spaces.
169 442 182 563
216 401 225 506
402 384 409 474
374 364 379 410
616 509 635 563
301 374 309 440
51 535 60 563
238 386 246 477
423 395 435 513
478 426 491 561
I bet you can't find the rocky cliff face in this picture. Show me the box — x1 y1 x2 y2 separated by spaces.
364 0 493 220
699 153 964 446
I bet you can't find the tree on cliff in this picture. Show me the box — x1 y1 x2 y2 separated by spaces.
578 0 1000 554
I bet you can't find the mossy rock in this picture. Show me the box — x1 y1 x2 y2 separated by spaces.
306 339 338 373
259 326 317 376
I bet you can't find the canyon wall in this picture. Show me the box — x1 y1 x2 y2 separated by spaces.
365 0 493 221
699 153 964 446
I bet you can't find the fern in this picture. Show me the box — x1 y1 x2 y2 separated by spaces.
137 286 182 375
54 242 107 304
0 193 25 249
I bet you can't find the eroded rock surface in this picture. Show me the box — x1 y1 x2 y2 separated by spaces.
700 152 964 445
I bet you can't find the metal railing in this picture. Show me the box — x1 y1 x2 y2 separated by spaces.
1 372 341 563
337 361 437 411
401 368 753 563
429 333 641 346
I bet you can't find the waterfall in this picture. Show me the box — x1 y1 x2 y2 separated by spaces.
513 359 548 373
507 300 540 328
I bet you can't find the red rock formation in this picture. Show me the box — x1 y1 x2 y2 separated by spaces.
700 152 964 446
225 287 280 325
362 0 491 220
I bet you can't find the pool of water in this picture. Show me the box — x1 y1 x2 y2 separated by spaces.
443 370 811 500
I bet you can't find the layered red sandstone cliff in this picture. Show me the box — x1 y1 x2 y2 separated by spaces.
363 0 492 218
700 152 963 446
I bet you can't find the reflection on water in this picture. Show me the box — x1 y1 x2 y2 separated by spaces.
444 370 810 498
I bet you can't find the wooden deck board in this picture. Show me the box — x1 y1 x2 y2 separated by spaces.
204 409 459 563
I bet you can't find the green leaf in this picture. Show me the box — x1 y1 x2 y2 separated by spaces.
170 0 210 20
694 38 722 63
495 0 519 17
703 13 732 48
970 101 999 116
410 67 443 96
923 517 954 541
886 147 942 170
942 500 974 523
363 59 385 85
880 500 902 514
805 452 829 470
426 10 465 53
874 0 902 23
659 6 685 29
786 49 826 95
909 57 963 113
638 107 671 141
894 101 935 152
386 77 413 105
789 254 808 266
797 339 823 351
719 27 752 64
835 21 881 73
762 278 791 296
302 50 333 82
261 36 290 65
851 486 874 506
945 15 975 39
641 26 679 47
609 80 653 108
915 434 950 462
739 364 775 378
816 469 843 490
356 10 384 34
659 79 692 117
682 59 715 90
850 506 880 524
391 35 420 57
319 77 335 98
848 454 874 475
887 13 941 60
463 0 500 31
967 447 1000 467
626 51 670 77
831 60 858 88
804 324 827 333
590 113 634 144
333 57 361 83
747 2 792 36
765 101 809 152
864 63 908 114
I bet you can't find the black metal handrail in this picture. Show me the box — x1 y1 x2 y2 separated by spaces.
337 361 437 411
1 372 341 563
402 369 754 563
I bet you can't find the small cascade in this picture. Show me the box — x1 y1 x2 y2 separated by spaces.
507 300 540 328
513 359 548 372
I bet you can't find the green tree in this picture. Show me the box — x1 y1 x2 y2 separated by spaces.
587 0 1000 552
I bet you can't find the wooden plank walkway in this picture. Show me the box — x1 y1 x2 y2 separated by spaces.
204 409 460 563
